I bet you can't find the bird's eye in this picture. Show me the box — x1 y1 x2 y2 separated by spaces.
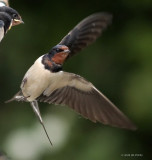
13 14 18 19
56 48 63 52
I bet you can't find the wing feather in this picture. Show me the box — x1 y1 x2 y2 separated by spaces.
37 72 136 130
59 12 112 59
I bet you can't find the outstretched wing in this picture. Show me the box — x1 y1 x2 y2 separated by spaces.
0 20 4 42
59 12 112 59
37 71 136 130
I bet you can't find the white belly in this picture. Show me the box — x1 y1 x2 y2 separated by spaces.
21 56 53 101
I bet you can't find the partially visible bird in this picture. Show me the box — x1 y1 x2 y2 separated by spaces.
6 13 137 147
0 12 12 42
0 6 23 26
0 1 23 42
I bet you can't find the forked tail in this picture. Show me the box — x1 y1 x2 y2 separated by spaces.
30 101 53 147
5 90 24 103
5 91 53 147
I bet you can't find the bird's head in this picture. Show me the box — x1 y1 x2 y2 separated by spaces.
0 6 24 26
49 45 70 65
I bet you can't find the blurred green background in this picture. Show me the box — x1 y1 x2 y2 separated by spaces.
0 0 152 159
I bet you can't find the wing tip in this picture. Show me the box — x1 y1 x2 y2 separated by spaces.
102 114 137 131
89 12 113 25
116 124 137 131
104 118 137 131
115 121 137 131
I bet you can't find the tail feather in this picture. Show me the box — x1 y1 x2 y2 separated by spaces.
30 101 53 147
5 90 23 103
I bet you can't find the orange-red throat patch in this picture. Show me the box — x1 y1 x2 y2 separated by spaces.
52 52 69 64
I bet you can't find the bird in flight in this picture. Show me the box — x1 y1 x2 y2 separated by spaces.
6 12 136 147
0 1 23 42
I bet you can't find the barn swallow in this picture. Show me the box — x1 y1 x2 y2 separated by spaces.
0 6 23 26
0 12 12 42
6 13 136 147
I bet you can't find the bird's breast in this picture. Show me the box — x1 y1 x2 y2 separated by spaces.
21 56 55 101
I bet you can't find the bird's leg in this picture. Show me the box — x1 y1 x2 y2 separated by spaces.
30 101 53 147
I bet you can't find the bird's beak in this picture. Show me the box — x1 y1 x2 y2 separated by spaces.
63 49 70 54
12 18 24 26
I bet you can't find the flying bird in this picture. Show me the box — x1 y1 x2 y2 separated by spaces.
6 12 136 146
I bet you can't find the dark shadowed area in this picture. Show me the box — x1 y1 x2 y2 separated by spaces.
0 0 152 160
